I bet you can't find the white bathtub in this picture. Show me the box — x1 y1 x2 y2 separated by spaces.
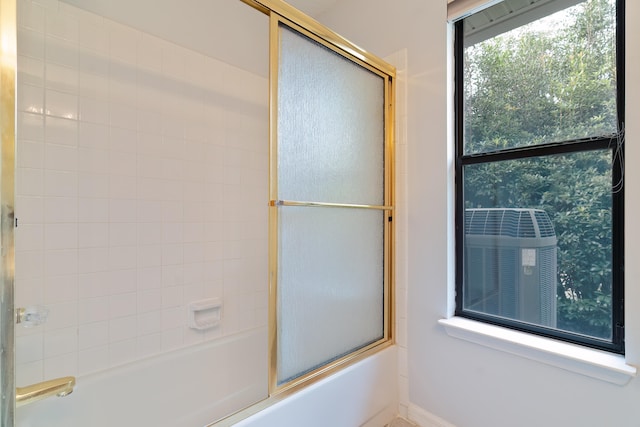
232 346 398 427
16 329 397 427
16 328 268 427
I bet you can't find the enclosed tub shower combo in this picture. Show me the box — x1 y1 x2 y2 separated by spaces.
0 0 398 425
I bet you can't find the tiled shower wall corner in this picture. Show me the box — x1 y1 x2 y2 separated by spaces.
385 48 408 419
14 0 268 385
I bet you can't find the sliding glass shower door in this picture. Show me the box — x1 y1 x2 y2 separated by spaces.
271 17 394 391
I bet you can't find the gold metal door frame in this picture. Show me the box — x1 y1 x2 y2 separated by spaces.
242 0 395 77
268 13 395 394
0 0 17 425
219 3 395 421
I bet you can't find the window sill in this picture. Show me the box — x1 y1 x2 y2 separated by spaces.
438 317 637 385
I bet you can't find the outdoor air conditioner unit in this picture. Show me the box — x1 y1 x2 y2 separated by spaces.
464 208 557 327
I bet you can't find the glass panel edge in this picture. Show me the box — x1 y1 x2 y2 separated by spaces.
0 0 17 424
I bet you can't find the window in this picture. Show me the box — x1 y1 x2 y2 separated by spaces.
455 0 624 353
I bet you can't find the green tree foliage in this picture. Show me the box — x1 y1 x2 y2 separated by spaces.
463 0 618 338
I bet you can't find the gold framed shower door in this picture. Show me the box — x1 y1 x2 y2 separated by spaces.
243 0 397 397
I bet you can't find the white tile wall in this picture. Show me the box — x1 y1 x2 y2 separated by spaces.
15 0 269 384
385 48 409 419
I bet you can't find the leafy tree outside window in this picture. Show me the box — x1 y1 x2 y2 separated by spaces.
455 0 624 351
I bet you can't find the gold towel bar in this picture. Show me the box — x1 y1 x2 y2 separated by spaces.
270 200 393 210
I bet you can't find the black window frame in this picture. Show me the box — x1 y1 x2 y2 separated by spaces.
454 0 625 354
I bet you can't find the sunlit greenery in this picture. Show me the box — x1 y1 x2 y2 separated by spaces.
463 0 619 338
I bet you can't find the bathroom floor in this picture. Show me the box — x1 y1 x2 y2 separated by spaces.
387 417 418 427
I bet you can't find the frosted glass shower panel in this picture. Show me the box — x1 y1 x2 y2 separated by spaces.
274 20 390 389
277 206 385 384
277 24 385 206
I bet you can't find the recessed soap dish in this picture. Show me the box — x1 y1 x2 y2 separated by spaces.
187 298 222 331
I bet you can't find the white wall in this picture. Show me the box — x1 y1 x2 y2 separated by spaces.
319 1 640 426
14 0 269 421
